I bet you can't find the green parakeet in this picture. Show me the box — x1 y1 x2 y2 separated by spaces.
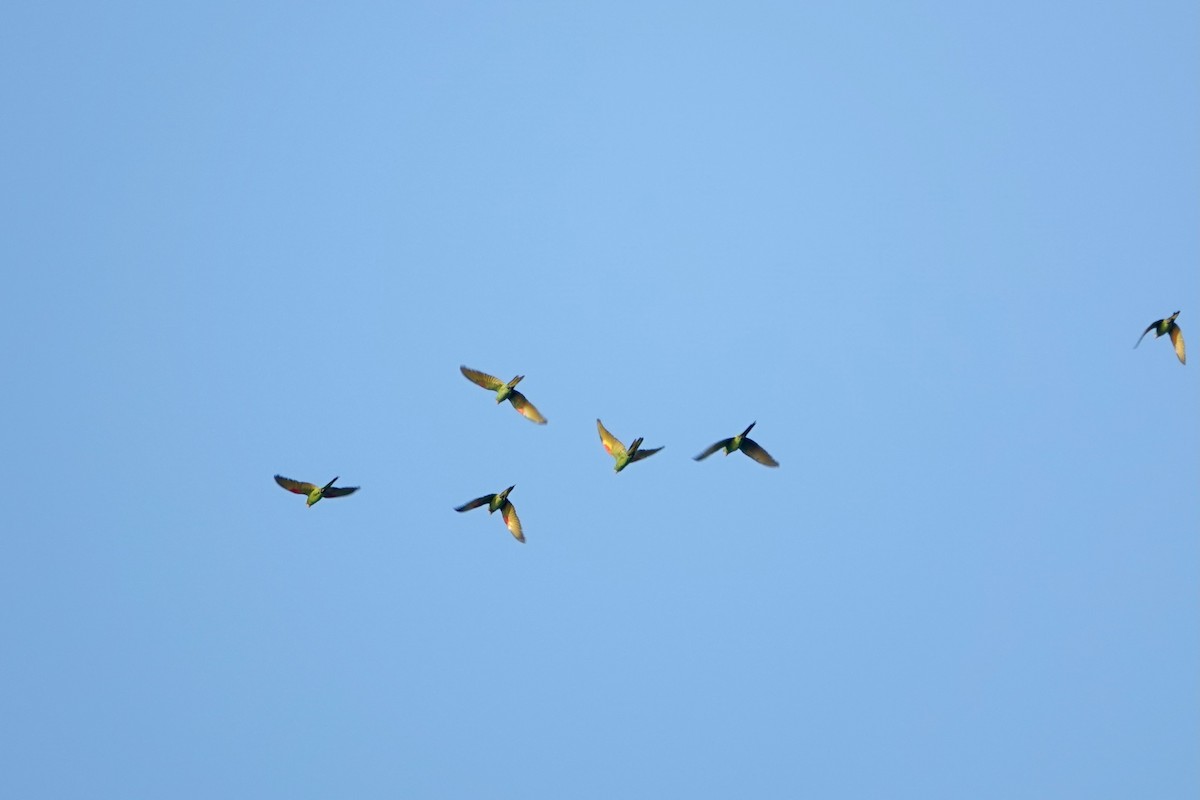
460 366 547 423
454 485 524 543
694 422 779 467
274 475 359 507
1135 311 1186 364
596 418 663 473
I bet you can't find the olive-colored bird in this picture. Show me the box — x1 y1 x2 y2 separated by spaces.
460 365 547 424
454 485 524 543
596 418 663 473
1135 311 1186 364
274 475 360 507
694 422 779 467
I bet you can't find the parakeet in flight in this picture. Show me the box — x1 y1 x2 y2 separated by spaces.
274 475 360 507
694 422 779 467
596 418 663 473
454 485 524 543
460 366 547 423
1135 311 1186 364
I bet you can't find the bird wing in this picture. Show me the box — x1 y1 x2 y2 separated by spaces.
740 438 779 467
501 501 525 543
694 439 731 461
1134 322 1158 348
509 390 547 424
1170 323 1186 364
322 485 359 498
596 419 626 457
455 494 495 512
630 446 663 462
275 475 317 494
460 366 504 390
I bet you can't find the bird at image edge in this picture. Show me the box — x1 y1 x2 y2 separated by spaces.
1135 311 1186 364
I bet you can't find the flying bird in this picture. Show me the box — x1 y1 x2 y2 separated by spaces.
274 475 360 507
454 485 524 543
460 366 547 423
694 422 779 467
596 418 663 473
1135 311 1186 364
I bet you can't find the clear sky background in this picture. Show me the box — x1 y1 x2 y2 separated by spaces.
2 2 1197 797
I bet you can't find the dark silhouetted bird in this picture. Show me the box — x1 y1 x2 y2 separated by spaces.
694 422 779 467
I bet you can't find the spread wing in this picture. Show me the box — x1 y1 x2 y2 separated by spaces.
596 419 626 457
501 501 525 543
275 475 317 494
694 439 731 461
455 494 495 512
509 390 547 424
1170 323 1186 364
322 485 359 498
1134 321 1159 348
460 365 504 391
740 438 779 467
630 446 663 463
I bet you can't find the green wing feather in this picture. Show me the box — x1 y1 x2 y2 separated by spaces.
596 419 626 457
1135 322 1158 348
740 438 779 467
455 494 495 512
460 366 505 391
629 446 663 463
694 439 731 461
509 390 547 424
275 475 317 494
1170 323 1186 364
501 501 525 543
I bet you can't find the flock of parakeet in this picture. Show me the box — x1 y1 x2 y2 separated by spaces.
275 312 1186 541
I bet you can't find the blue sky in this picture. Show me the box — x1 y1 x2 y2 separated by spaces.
3 2 1197 797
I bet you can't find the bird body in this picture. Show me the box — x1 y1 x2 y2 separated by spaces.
274 475 360 506
460 366 547 423
694 422 779 467
455 485 524 542
597 418 663 472
1135 311 1186 364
